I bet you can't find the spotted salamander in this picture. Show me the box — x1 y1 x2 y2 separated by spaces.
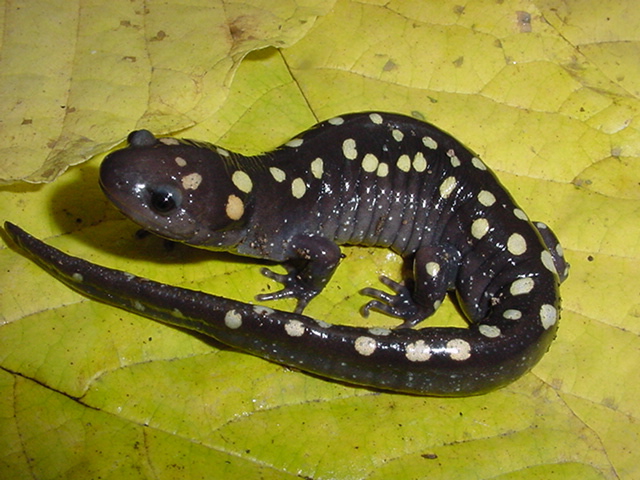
5 112 568 396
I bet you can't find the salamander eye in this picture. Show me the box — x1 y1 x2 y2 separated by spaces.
148 185 182 215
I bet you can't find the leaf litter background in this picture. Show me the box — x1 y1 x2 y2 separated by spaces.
1 0 639 478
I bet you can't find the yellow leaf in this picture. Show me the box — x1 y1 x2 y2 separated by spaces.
2 0 639 478
0 0 333 184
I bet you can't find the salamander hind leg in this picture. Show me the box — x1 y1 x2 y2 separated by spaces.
361 245 461 328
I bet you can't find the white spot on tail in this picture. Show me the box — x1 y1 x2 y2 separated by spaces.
447 339 471 361
224 310 242 329
405 340 432 362
354 336 377 356
285 319 306 337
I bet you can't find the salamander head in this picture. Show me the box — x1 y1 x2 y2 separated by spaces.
100 130 249 248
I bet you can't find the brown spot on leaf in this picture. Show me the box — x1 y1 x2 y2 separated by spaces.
150 30 167 42
516 11 532 33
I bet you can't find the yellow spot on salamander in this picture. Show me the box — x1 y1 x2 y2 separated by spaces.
422 136 438 149
362 153 379 172
132 300 145 311
354 336 377 356
447 338 471 361
471 218 489 240
510 277 534 296
315 319 331 329
232 170 253 193
269 167 286 183
285 138 303 148
472 157 487 170
397 154 411 172
439 176 458 199
541 250 558 275
181 172 202 190
507 233 527 255
368 327 392 336
159 137 180 146
342 138 357 160
225 194 244 220
478 190 496 207
369 113 383 124
285 319 305 337
405 340 432 362
425 262 440 277
413 152 427 172
540 304 557 329
216 147 230 157
376 162 389 177
224 310 242 329
174 156 187 167
503 309 522 320
479 324 501 338
447 149 461 167
291 178 307 199
311 157 324 179
514 208 528 221
253 305 275 315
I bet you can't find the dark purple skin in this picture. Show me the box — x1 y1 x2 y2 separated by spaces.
5 112 568 395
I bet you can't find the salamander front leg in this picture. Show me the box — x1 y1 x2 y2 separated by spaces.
256 235 342 313
361 245 460 328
